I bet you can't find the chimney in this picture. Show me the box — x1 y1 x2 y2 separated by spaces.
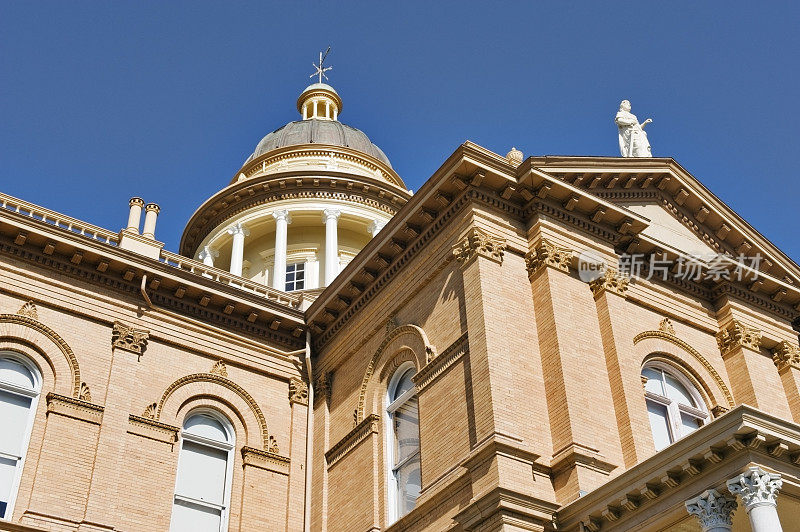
126 197 145 234
118 198 164 260
142 203 161 239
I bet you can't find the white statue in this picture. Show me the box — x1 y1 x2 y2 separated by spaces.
615 100 652 157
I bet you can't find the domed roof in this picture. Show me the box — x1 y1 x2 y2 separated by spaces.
246 119 392 167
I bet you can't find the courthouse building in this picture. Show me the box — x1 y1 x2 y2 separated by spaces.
1 77 799 532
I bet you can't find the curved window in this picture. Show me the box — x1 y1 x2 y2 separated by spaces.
0 354 40 521
642 363 708 451
170 412 234 532
386 364 421 523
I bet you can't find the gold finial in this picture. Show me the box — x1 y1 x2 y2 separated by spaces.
310 46 333 84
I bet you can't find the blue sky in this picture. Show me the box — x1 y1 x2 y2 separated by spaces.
1 2 798 261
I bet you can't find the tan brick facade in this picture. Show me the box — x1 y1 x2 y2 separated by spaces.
1 147 799 532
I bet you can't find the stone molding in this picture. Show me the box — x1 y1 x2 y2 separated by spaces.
524 239 573 277
716 320 762 356
111 320 149 355
772 341 800 372
241 446 291 475
634 326 735 407
452 227 506 265
313 372 332 404
127 414 179 444
46 392 104 425
414 333 469 391
289 378 309 405
151 361 277 453
589 267 630 298
325 414 380 467
726 466 782 510
0 312 82 398
354 324 433 425
550 442 617 477
685 489 737 531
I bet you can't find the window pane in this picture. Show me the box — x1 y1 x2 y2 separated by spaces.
664 374 695 407
396 456 420 517
646 400 672 451
641 367 663 396
286 264 296 273
0 455 17 519
170 498 222 532
175 441 228 506
391 370 415 402
393 396 419 465
680 412 704 438
183 415 228 443
0 359 35 390
0 390 32 457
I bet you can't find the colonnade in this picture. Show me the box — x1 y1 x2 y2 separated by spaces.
199 209 387 291
685 467 784 531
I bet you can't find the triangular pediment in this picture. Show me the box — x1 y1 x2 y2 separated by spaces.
618 200 719 257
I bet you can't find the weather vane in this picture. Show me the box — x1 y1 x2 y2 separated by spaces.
310 46 333 84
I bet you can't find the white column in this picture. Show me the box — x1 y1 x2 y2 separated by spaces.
272 210 291 290
198 245 218 267
685 489 738 532
126 197 144 233
313 100 318 118
142 203 160 239
322 209 341 286
727 467 783 532
227 223 249 276
333 107 338 121
325 100 330 119
303 105 308 120
368 219 386 238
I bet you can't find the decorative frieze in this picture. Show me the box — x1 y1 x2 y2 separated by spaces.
524 239 573 277
716 320 762 356
452 227 506 265
111 320 149 355
589 267 630 297
289 378 309 405
685 489 737 531
772 341 800 372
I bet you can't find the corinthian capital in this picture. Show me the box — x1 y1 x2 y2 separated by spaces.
452 227 506 265
589 267 630 298
685 489 737 532
716 320 762 356
773 340 800 372
227 222 250 237
524 239 572 277
112 321 149 355
726 467 782 511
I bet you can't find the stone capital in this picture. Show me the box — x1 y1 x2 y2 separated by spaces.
726 467 782 511
111 321 149 355
524 239 572 277
198 246 219 260
772 340 800 372
144 202 160 214
368 219 386 236
227 222 250 237
716 320 762 356
589 267 630 298
289 378 309 406
272 209 292 224
314 372 332 403
322 208 341 223
685 489 737 531
452 227 505 265
129 197 145 207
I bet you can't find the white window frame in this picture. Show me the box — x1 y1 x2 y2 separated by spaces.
642 362 708 448
0 353 41 522
285 261 306 292
170 410 235 532
385 362 420 524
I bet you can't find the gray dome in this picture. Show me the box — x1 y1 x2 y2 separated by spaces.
247 119 391 167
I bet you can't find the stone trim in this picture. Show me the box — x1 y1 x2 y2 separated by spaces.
772 340 800 372
111 320 149 355
313 372 332 404
452 227 506 265
241 446 291 475
550 442 617 477
634 329 735 407
716 320 762 356
46 392 104 425
525 239 573 277
325 414 380 467
127 414 179 444
589 267 630 298
0 313 82 398
414 333 469 391
289 378 309 405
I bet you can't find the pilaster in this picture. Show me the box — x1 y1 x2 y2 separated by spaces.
773 341 800 422
286 378 308 531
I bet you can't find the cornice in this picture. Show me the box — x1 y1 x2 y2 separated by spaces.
241 446 291 475
127 414 179 444
413 333 469 391
46 392 104 425
325 413 380 467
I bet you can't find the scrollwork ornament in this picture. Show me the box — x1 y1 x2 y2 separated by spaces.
685 489 737 531
452 227 506 265
726 467 782 510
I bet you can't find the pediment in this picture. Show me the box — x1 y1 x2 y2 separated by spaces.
618 200 719 257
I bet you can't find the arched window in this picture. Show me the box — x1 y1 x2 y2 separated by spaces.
170 412 234 532
386 363 421 523
0 354 40 521
642 362 708 451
